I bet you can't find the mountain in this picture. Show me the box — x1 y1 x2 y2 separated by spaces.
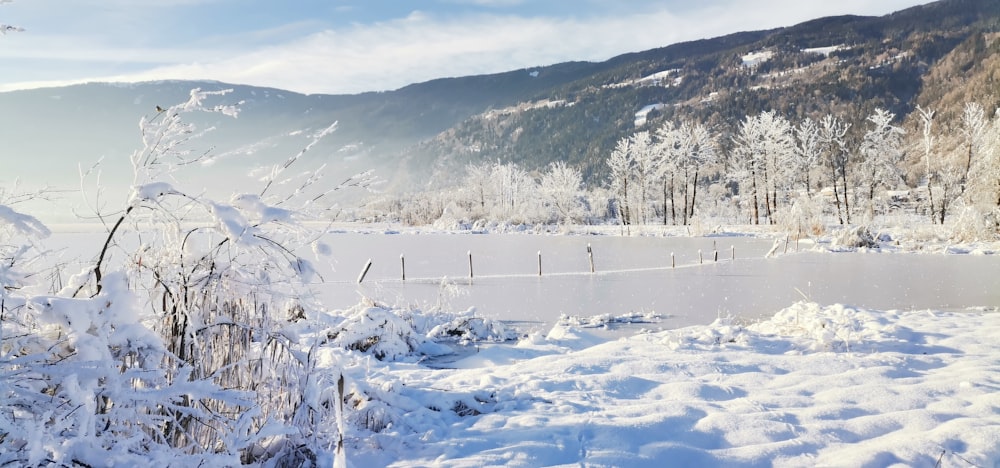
414 0 1000 183
1 0 998 213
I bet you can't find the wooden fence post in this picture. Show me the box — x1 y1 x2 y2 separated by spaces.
468 250 474 280
357 259 373 284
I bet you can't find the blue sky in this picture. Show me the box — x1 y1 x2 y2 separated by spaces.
1 0 934 95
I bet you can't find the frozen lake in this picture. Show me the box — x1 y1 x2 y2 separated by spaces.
315 233 1000 333
42 228 999 334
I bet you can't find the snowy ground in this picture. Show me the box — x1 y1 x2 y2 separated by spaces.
346 302 1000 467
304 223 1000 467
36 221 1000 466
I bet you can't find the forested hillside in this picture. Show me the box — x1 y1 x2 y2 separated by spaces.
412 0 1000 184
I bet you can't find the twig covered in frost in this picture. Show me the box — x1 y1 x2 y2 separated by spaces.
259 121 338 198
0 205 50 239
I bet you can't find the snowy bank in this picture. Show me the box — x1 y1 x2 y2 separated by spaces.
346 302 1000 467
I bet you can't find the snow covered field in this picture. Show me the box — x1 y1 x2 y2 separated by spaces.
355 302 1000 467
291 228 994 467
23 224 1000 466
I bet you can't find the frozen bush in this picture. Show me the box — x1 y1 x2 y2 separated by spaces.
949 205 999 242
832 225 879 249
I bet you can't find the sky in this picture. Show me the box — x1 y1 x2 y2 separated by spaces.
0 0 936 96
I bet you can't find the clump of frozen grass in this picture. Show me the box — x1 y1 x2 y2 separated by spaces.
324 301 516 361
326 304 425 361
557 310 662 329
657 315 748 351
657 302 896 354
948 205 999 243
427 313 518 344
747 302 894 352
775 196 826 238
831 225 879 249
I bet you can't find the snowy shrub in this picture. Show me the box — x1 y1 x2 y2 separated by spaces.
2 89 375 465
0 272 251 466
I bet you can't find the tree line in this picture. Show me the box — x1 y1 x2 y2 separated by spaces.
362 102 1000 238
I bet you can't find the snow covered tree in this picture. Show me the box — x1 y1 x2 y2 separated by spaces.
680 121 717 223
856 108 905 221
914 105 939 223
487 161 537 223
630 131 658 225
732 111 794 224
654 122 682 225
607 136 635 233
818 114 852 224
961 106 1000 236
794 117 822 198
958 102 988 198
981 108 1000 208
657 121 716 225
539 161 585 224
731 116 764 224
462 161 492 219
